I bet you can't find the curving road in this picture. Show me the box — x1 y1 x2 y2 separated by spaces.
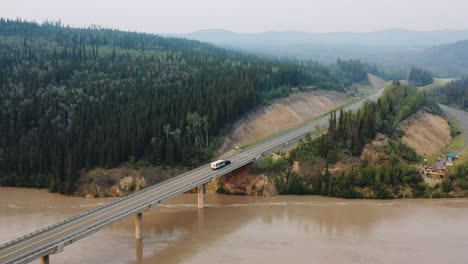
432 105 468 169
0 88 384 264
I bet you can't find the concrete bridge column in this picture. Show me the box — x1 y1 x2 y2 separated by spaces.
41 255 50 264
135 212 143 239
197 184 206 209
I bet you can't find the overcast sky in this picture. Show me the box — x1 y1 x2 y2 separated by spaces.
1 0 468 34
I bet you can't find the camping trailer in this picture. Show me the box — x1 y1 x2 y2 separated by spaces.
210 159 231 170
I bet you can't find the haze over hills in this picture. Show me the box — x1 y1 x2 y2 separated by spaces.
174 28 468 48
170 29 468 77
417 39 468 76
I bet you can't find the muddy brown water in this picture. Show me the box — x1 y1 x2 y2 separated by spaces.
1 187 468 264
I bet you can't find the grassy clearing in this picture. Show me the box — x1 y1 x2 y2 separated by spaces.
418 78 459 91
454 146 468 164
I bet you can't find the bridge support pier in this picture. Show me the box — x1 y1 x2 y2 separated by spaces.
197 184 206 209
135 212 143 239
41 255 50 264
135 236 143 264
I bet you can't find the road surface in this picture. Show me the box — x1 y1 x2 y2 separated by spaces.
432 105 468 169
0 89 384 264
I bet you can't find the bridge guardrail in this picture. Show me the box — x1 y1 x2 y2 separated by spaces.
0 164 210 250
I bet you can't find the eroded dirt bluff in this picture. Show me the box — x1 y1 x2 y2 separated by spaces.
399 110 451 157
218 73 385 154
210 165 278 197
75 167 186 198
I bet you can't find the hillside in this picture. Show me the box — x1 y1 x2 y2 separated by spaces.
416 39 468 76
217 83 458 198
219 90 347 153
0 19 374 193
400 111 451 157
219 74 384 153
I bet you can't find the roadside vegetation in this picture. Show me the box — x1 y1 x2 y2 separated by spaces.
443 153 468 197
431 77 468 109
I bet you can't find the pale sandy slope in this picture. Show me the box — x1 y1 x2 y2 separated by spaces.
218 73 385 153
400 111 451 158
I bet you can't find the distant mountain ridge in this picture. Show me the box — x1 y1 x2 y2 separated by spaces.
171 28 468 47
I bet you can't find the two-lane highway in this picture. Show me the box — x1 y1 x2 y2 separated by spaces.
0 88 384 264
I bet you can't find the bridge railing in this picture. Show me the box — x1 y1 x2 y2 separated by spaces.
0 164 210 250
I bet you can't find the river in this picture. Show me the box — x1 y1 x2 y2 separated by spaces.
1 187 468 264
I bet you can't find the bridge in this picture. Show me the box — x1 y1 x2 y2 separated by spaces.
0 88 383 264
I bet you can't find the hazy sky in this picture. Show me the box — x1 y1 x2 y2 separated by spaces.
1 0 468 33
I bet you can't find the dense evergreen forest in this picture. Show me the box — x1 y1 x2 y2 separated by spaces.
408 66 433 86
334 59 382 87
0 19 376 192
431 77 468 108
257 83 442 198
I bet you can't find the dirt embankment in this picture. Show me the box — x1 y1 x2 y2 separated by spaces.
399 110 451 157
218 91 346 153
219 73 384 154
368 73 386 89
213 165 278 197
75 167 186 198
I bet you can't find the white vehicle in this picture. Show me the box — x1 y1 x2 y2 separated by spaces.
210 159 231 170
